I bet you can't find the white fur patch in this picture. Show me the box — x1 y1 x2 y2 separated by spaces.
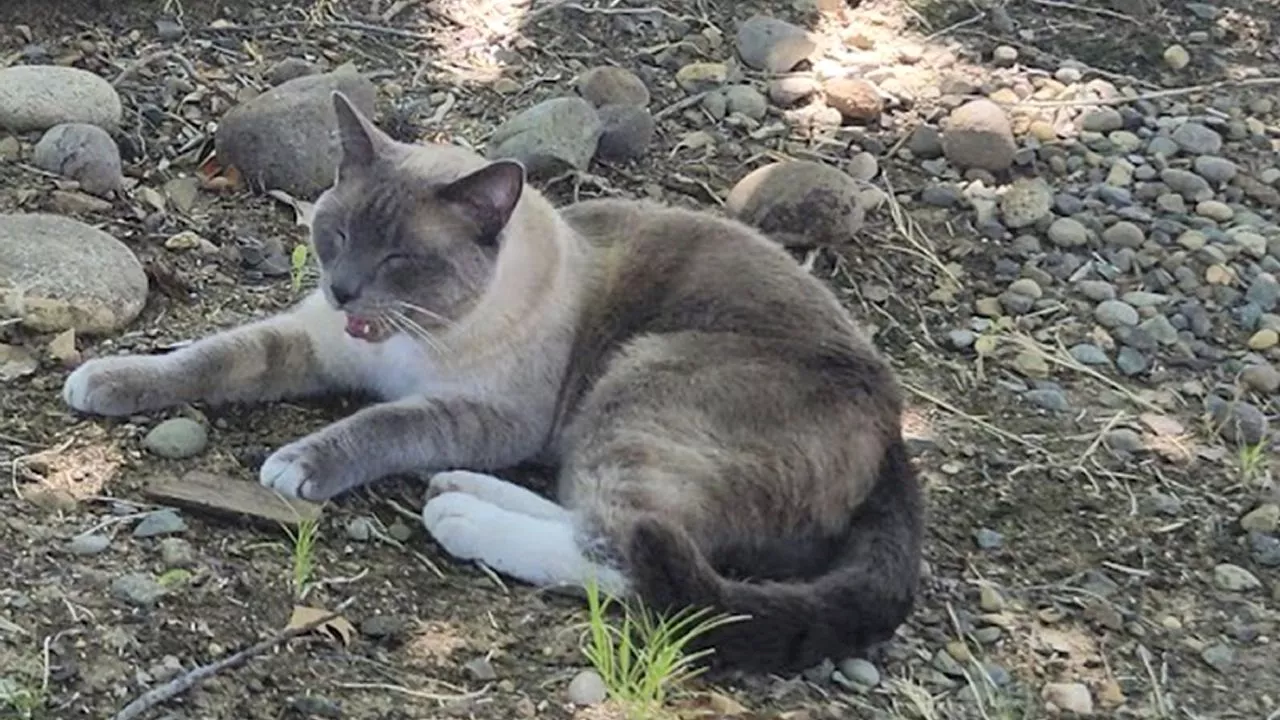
428 470 569 521
422 491 627 594
259 440 316 499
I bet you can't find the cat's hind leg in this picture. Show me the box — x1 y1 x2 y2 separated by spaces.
426 471 569 522
422 491 628 595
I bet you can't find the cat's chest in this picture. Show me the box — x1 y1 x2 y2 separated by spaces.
336 333 493 401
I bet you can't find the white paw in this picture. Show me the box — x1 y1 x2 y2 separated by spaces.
426 470 497 500
259 442 319 499
62 356 159 416
422 491 504 561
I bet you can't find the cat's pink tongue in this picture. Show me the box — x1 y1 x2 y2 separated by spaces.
345 315 372 339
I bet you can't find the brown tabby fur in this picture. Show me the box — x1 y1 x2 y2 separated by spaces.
62 92 923 673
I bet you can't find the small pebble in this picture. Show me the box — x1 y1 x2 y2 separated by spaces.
835 658 880 689
133 509 187 537
143 418 209 459
567 669 608 706
68 533 111 555
974 528 1003 550
1213 563 1262 592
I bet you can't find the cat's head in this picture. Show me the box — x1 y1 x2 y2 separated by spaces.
309 91 527 344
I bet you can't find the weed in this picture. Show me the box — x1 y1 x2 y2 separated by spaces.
289 243 311 294
282 516 321 601
0 650 47 719
1237 440 1270 487
578 578 746 720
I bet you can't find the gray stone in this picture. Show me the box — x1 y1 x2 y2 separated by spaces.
1242 364 1280 394
133 509 187 538
489 96 602 177
68 533 111 555
836 658 880 689
736 15 817 73
846 152 878 182
32 123 123 197
1048 217 1090 247
767 75 819 106
0 213 148 333
1201 643 1235 673
216 66 377 198
1102 221 1145 249
1213 563 1261 591
1242 504 1280 533
1043 683 1093 714
1095 300 1139 327
1250 532 1280 567
1104 428 1144 453
143 418 208 459
1207 397 1268 446
906 125 944 159
1143 492 1182 516
1000 177 1053 229
948 329 976 349
1161 168 1213 200
594 104 654 161
1147 135 1181 157
265 57 321 86
111 573 167 607
921 183 962 207
1024 388 1069 411
346 516 375 542
0 65 122 132
1247 274 1280 311
974 528 1003 549
1139 314 1178 345
575 66 650 108
159 537 196 568
1076 280 1117 301
1171 122 1223 155
724 85 768 121
726 161 865 247
1193 155 1238 184
1081 107 1123 132
463 657 498 681
1156 192 1187 214
942 100 1016 171
1116 347 1149 375
1069 343 1110 365
567 669 608 705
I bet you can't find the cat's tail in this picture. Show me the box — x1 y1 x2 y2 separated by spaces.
623 438 923 674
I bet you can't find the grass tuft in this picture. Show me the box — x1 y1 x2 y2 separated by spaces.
282 516 321 601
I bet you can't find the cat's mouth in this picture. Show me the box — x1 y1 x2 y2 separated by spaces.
344 315 391 343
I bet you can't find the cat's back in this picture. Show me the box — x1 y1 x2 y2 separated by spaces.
561 198 859 344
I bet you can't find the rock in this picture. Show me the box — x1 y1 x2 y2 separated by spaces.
1193 155 1238 184
143 418 209 459
463 657 498 681
1242 504 1280 533
1163 44 1190 70
265 57 321 86
1104 428 1144 453
979 584 1005 612
726 161 865 248
1080 107 1124 133
736 15 817 73
1046 217 1089 248
675 63 728 93
1201 643 1235 673
215 66 377 198
948 329 976 349
846 152 878 182
1000 177 1053 229
1042 683 1093 715
0 65 122 132
907 125 944 159
1171 122 1223 155
360 614 408 639
1196 200 1234 222
1208 398 1268 446
567 669 607 705
1213 563 1261 591
1095 300 1139 328
1143 492 1182 516
1252 533 1280 567
576 66 649 108
134 509 187 537
0 213 148 333
111 573 166 607
0 344 38 382
1116 347 1149 376
1242 364 1280 393
1024 388 1069 412
594 104 654 161
767 75 819 106
32 123 124 197
1102 221 1145 249
1250 329 1279 350
724 85 768 120
488 96 602 177
992 45 1018 67
68 533 111 555
974 528 1003 549
1070 343 1110 365
942 100 1016 171
159 537 196 568
1162 168 1213 200
823 78 882 122
346 516 375 542
836 658 880 689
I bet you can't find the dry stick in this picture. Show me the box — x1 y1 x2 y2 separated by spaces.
111 598 355 720
112 50 199 86
900 382 1037 449
1028 0 1139 24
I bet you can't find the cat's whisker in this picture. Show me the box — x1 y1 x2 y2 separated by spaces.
394 300 455 328
386 310 447 354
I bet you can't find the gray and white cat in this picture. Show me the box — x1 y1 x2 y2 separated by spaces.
62 92 923 672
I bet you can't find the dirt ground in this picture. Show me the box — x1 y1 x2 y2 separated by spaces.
2 0 1280 718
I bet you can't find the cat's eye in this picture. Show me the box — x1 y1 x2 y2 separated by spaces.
379 253 416 271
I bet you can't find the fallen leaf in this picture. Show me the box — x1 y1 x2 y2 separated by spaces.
0 343 38 382
157 569 192 588
287 605 355 647
1140 412 1185 437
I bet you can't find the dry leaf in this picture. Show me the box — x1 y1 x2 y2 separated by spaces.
1140 412 1185 437
287 605 355 646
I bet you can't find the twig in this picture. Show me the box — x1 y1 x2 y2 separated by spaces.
653 91 709 122
334 680 490 702
201 19 435 42
112 50 199 86
1028 0 1138 24
111 597 355 720
901 382 1038 449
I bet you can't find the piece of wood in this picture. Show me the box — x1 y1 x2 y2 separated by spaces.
143 471 323 527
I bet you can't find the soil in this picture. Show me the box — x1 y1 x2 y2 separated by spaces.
2 1 1280 719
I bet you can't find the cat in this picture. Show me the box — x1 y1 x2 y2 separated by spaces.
61 91 924 673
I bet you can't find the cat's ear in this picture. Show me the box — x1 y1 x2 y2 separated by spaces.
332 91 384 173
438 160 526 246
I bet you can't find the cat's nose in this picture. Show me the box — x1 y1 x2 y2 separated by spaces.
330 282 359 305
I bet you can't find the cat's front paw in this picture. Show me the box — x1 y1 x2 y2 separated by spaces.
259 438 357 502
422 491 504 561
63 355 167 416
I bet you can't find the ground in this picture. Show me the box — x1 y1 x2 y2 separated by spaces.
2 0 1280 718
